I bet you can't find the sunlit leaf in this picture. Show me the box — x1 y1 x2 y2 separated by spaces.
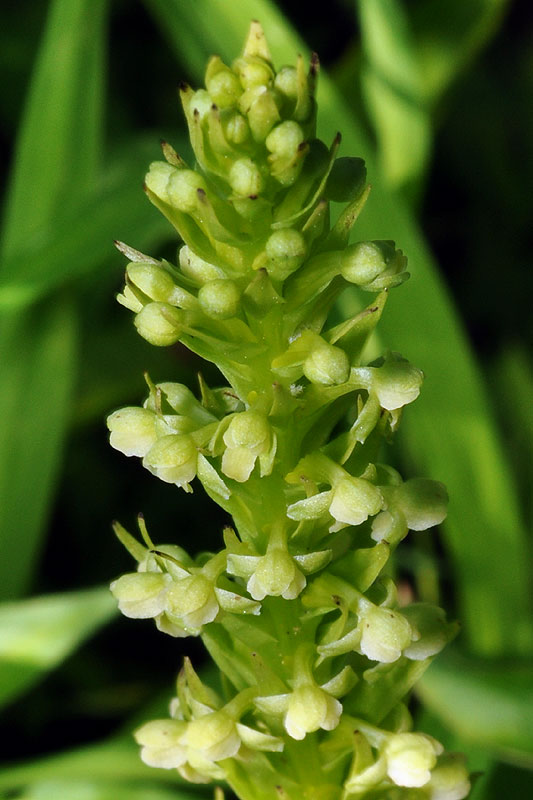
418 648 533 767
357 0 431 193
0 587 116 708
1 0 108 261
0 302 78 600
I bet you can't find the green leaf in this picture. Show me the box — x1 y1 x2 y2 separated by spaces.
0 0 109 599
0 740 194 794
0 301 78 599
410 0 509 103
0 587 116 708
418 648 533 767
0 163 171 311
357 0 431 193
9 782 197 800
1 0 108 261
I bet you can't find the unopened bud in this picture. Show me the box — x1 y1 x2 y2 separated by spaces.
265 228 306 280
206 69 242 108
384 732 442 788
127 262 176 303
166 574 219 630
234 57 273 90
366 355 424 410
303 343 350 385
403 603 451 660
143 434 197 487
135 718 187 769
274 66 298 100
134 302 182 346
247 548 305 601
178 246 224 284
266 120 304 157
107 407 157 457
167 169 206 213
229 158 264 196
396 478 448 530
358 604 412 663
222 411 271 482
223 112 250 145
329 478 383 527
190 89 213 119
427 754 470 800
198 279 241 319
284 685 341 740
145 161 174 202
341 240 408 290
341 242 386 285
110 572 170 619
185 710 241 761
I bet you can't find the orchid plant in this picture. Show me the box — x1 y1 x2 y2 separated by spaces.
107 22 470 800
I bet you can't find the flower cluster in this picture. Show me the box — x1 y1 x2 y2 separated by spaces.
107 22 469 800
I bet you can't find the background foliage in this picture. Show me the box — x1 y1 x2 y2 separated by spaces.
0 0 532 797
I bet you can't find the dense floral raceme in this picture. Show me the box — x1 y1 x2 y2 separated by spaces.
107 21 470 800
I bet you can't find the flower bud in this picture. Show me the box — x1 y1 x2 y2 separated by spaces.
107 407 157 457
229 158 264 196
329 478 383 527
223 112 250 145
127 262 177 303
135 718 187 769
166 574 219 630
110 572 170 619
143 433 197 487
284 685 342 740
396 478 448 530
341 240 408 290
145 161 174 202
247 548 305 601
234 57 273 90
266 120 304 158
206 69 242 108
134 302 182 346
384 732 442 788
402 603 451 660
265 228 306 280
303 343 350 386
185 710 241 761
274 66 298 100
178 245 224 284
190 89 213 119
427 754 470 800
198 279 241 319
370 356 423 410
242 87 280 141
222 411 271 482
341 242 387 285
116 284 143 312
167 169 206 212
358 604 412 663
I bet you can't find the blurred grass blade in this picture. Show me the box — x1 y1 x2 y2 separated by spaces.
0 0 108 598
1 0 108 262
418 648 533 767
410 0 509 103
0 302 77 599
356 0 431 194
0 739 189 792
11 783 200 800
144 0 532 657
0 151 173 311
0 587 116 708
